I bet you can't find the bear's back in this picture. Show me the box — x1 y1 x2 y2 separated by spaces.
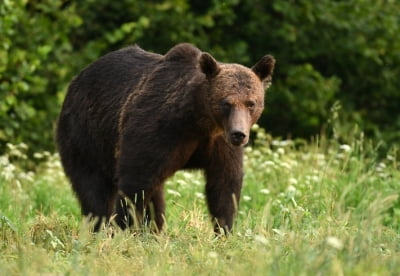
58 46 163 175
68 46 163 104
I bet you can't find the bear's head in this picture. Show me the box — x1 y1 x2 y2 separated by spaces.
200 52 275 146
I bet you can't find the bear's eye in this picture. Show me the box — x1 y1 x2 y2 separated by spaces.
221 101 231 112
246 101 256 110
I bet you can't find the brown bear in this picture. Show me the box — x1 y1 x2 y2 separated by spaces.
56 43 275 234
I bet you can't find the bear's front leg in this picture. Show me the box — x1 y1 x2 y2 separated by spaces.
204 138 244 235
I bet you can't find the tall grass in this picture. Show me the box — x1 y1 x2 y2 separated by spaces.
0 128 399 275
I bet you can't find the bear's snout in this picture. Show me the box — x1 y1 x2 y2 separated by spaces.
226 106 251 147
230 130 247 146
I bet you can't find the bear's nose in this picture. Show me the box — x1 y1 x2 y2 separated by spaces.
230 131 246 146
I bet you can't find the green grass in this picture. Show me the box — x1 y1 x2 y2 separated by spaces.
1 129 399 275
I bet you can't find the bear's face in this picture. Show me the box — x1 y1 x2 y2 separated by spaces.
200 53 275 146
210 65 265 146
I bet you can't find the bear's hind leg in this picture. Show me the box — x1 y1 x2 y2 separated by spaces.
148 186 166 232
71 172 117 231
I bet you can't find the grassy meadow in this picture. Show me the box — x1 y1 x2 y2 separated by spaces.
1 126 399 275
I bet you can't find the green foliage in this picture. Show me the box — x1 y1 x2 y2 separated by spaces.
1 131 399 274
261 0 400 146
1 0 400 152
0 0 82 152
261 63 341 137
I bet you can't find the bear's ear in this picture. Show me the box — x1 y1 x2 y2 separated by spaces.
252 55 275 85
199 52 221 79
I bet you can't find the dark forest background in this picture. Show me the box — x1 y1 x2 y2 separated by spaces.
1 0 399 153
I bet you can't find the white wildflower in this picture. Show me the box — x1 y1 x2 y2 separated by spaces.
326 236 344 250
2 163 16 181
167 189 181 197
260 188 270 195
195 192 204 199
306 175 319 183
245 229 253 237
279 162 291 170
34 152 44 159
272 228 285 236
0 156 9 167
192 179 202 186
287 185 296 193
339 144 351 152
289 160 299 167
311 175 319 182
375 162 386 173
251 124 260 131
182 171 192 179
254 235 269 245
263 161 275 167
336 153 345 160
176 179 187 186
281 207 289 213
378 162 386 168
276 148 285 155
19 171 34 182
316 153 326 160
272 140 293 147
243 195 251 201
19 143 28 150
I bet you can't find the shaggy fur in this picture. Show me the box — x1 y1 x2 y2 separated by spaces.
56 43 275 234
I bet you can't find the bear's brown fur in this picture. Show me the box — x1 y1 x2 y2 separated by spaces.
56 43 275 234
